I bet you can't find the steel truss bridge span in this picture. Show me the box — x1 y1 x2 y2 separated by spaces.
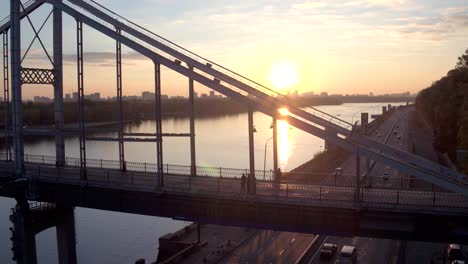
0 0 467 196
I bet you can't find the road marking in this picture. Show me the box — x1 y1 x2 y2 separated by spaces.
256 248 264 255
279 249 285 255
290 238 296 243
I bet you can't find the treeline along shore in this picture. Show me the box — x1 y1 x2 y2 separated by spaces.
0 94 414 127
416 48 468 173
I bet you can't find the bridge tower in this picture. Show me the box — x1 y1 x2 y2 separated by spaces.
7 0 65 176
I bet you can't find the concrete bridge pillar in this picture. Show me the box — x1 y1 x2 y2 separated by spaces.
10 203 77 264
382 106 387 115
10 204 37 264
56 208 77 264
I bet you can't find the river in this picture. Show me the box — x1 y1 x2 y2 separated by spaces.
0 102 405 263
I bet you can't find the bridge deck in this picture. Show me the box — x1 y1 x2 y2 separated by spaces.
1 157 467 214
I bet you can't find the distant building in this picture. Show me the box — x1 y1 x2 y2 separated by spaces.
123 95 138 101
194 92 199 98
320 92 328 97
34 96 52 103
85 92 101 101
201 93 207 98
65 94 71 101
292 90 299 97
72 92 78 101
209 91 215 97
302 91 315 98
161 94 169 100
142 91 154 101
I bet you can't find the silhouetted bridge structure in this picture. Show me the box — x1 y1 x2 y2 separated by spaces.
1 154 468 243
1 2 468 263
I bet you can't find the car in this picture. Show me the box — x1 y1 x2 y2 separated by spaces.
320 243 338 259
335 167 343 176
335 245 357 264
448 244 466 262
383 172 390 181
397 135 401 140
393 131 397 135
452 261 466 264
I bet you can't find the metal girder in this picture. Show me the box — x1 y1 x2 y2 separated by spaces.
86 137 159 143
188 67 196 176
248 107 255 182
154 62 163 186
0 0 45 34
116 28 125 171
66 0 352 136
76 20 86 179
66 0 468 187
53 2 65 167
2 32 11 161
41 0 468 196
11 0 24 177
20 67 54 85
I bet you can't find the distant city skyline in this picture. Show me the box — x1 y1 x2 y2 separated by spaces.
27 89 413 103
1 0 468 99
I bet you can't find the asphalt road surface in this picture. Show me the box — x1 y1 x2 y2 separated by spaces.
308 107 414 264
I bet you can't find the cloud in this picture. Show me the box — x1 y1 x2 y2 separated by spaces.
388 7 468 41
342 0 410 8
63 51 147 64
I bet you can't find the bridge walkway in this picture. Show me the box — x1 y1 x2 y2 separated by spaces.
0 0 466 195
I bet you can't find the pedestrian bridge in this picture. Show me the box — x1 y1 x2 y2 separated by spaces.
1 0 468 243
1 154 468 243
0 0 467 197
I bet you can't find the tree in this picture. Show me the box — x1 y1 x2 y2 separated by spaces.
456 48 468 69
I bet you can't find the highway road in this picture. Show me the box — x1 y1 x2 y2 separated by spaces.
221 230 315 263
307 107 413 264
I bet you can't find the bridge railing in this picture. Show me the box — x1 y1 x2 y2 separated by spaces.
3 153 447 191
20 154 275 181
2 160 468 210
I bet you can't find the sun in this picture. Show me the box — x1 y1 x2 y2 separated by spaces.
269 61 299 90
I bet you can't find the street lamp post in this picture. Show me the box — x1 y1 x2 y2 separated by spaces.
263 136 273 180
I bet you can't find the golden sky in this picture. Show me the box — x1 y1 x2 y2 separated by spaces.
1 0 468 99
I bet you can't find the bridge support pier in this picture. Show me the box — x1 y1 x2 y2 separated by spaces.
11 0 24 176
3 32 11 161
10 204 37 264
76 20 87 179
56 208 77 264
189 68 196 177
154 62 164 186
272 117 278 179
248 106 255 191
10 203 78 264
53 1 65 167
116 28 125 171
